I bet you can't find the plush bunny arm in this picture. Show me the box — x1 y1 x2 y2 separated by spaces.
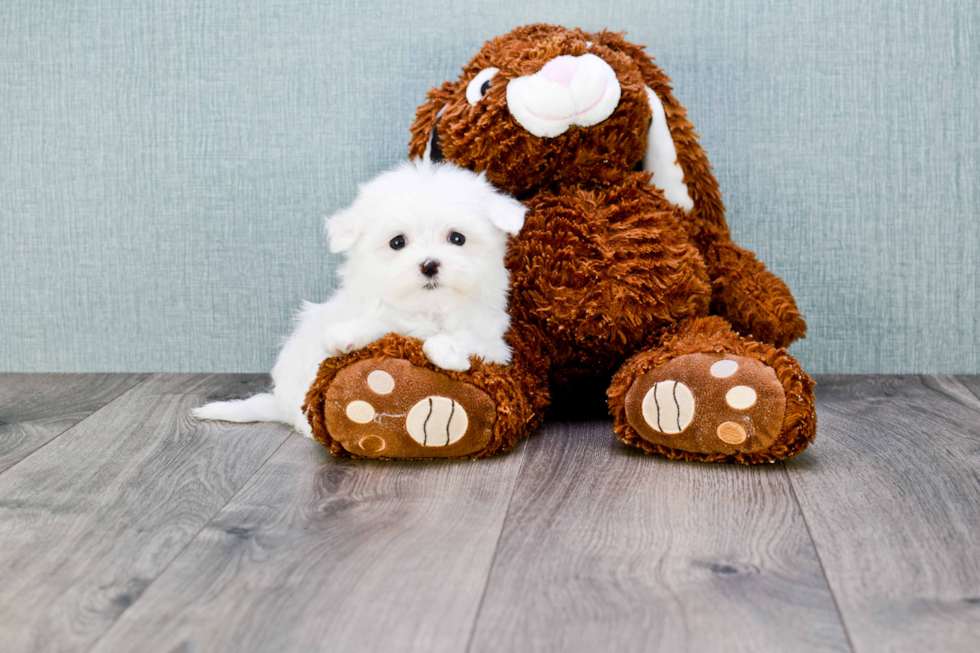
703 236 807 349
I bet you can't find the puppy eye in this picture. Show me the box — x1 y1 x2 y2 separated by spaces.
466 68 500 106
389 235 407 250
448 232 466 246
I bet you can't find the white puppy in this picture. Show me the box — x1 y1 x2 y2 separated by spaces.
193 159 526 436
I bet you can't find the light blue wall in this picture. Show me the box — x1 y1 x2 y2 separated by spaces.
1 1 977 373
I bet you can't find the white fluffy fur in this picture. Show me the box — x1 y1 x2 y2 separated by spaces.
193 159 526 436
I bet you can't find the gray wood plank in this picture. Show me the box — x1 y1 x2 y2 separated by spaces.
786 375 980 653
88 434 527 653
468 420 850 653
0 373 289 653
956 375 980 404
0 373 146 473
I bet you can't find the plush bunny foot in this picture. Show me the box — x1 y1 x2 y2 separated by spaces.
608 317 816 464
625 353 787 453
312 357 495 459
303 334 547 460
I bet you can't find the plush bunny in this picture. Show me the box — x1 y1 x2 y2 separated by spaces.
304 24 815 463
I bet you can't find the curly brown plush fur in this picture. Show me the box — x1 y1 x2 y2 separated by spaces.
305 24 815 463
408 26 806 351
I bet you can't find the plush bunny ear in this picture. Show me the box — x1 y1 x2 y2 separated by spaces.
324 205 359 253
482 183 527 236
422 107 446 163
643 87 694 213
409 81 455 160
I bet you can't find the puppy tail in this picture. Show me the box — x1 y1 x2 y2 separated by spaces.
192 393 286 425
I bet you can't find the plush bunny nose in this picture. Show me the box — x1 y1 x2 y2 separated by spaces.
539 56 579 87
420 259 440 277
505 53 622 138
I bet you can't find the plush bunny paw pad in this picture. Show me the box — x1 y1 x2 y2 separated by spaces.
321 358 495 459
624 353 786 455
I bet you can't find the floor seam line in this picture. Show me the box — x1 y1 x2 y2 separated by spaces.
951 374 980 407
81 428 295 653
782 461 858 653
463 439 530 653
0 374 149 479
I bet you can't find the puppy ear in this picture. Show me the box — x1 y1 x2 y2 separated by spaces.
324 205 359 253
483 188 527 236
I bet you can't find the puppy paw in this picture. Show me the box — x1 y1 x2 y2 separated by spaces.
321 323 369 357
423 335 473 371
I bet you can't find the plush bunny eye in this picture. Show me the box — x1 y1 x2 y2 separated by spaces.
466 68 500 105
389 235 407 250
448 231 466 246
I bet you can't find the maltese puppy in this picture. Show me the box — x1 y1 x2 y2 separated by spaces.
193 159 526 436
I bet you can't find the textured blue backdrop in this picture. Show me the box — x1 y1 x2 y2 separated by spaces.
1 0 977 373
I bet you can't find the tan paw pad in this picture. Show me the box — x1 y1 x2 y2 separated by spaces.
345 400 375 424
367 370 395 394
641 380 695 434
358 435 387 453
406 396 468 447
710 359 738 378
717 422 747 445
725 386 757 409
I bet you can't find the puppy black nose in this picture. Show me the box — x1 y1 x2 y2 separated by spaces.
420 259 440 277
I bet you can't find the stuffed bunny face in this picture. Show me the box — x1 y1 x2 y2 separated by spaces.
410 24 692 208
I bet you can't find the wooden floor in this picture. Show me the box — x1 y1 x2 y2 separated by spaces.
0 374 978 652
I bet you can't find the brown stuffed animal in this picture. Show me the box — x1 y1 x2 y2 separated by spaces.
304 24 816 464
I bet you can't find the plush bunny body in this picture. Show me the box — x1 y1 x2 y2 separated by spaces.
304 25 816 463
